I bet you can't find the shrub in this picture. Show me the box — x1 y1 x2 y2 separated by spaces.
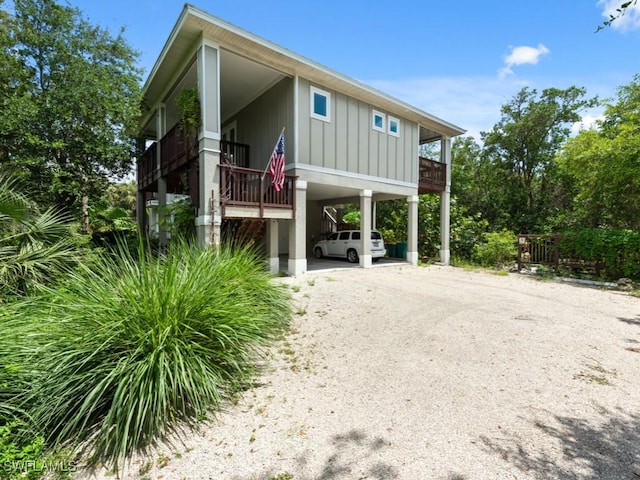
473 229 517 267
559 228 640 279
6 241 291 470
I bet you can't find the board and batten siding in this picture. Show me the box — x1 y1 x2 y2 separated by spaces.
298 79 419 185
227 77 294 171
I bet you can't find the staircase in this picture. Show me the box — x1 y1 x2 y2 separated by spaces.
222 218 266 246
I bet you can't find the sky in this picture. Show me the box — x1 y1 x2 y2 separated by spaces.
29 0 640 140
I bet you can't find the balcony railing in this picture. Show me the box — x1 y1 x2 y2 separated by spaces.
419 157 446 193
220 164 295 217
138 142 158 190
159 124 198 176
221 140 250 168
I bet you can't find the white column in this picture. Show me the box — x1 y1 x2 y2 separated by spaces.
407 195 419 265
372 201 377 229
288 180 307 276
197 141 220 247
196 42 221 247
156 106 168 245
439 136 452 265
359 189 372 268
267 220 279 274
136 189 146 235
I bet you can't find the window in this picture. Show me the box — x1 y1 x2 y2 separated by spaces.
372 110 385 132
388 116 400 136
352 232 361 240
339 232 350 240
310 86 331 122
328 232 338 241
371 231 382 240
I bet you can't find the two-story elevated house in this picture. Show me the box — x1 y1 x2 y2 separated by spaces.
137 4 465 275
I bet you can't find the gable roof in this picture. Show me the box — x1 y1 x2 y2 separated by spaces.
143 4 466 142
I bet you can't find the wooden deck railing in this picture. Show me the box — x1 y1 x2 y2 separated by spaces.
159 124 198 176
138 142 158 190
138 125 198 190
221 140 250 168
517 234 602 274
419 157 446 193
220 164 295 217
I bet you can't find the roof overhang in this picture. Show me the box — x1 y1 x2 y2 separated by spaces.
142 4 466 141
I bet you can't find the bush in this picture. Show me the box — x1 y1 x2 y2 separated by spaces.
4 241 291 470
559 228 640 279
473 229 517 267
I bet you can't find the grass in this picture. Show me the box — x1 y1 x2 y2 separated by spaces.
1 240 291 471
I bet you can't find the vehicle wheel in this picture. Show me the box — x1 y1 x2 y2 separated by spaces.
314 247 323 259
372 257 381 263
346 249 359 263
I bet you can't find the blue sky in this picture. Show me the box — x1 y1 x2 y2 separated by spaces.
49 1 640 139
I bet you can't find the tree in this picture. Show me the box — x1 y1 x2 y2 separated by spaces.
0 174 77 297
558 75 640 229
0 0 143 214
481 86 597 233
598 0 639 30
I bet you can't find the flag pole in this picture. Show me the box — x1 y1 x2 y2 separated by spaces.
262 126 286 181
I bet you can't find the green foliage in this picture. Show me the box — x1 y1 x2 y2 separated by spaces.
481 86 597 233
0 175 78 298
0 421 45 480
473 230 517 267
559 228 640 279
0 0 142 212
341 210 360 228
5 241 291 470
176 87 201 137
158 198 197 241
558 75 640 229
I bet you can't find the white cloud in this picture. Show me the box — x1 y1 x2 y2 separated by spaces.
598 0 640 30
571 111 605 134
498 44 550 79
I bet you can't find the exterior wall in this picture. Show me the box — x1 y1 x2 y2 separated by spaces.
225 77 294 171
297 78 419 185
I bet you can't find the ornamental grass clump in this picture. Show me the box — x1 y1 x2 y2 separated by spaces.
8 241 290 469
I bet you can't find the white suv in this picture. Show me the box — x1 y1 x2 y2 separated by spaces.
313 230 386 263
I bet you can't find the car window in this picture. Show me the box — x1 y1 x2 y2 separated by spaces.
371 231 382 240
327 233 338 240
351 232 361 240
339 232 350 240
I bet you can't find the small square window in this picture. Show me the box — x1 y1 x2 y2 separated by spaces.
372 110 385 132
388 116 400 136
310 86 331 122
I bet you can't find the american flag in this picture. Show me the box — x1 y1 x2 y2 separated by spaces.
268 131 286 192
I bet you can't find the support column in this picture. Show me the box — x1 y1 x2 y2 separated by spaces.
156 105 168 246
267 220 279 274
372 201 377 229
407 195 419 265
439 136 452 265
136 190 146 236
196 142 220 247
196 41 221 247
157 177 168 246
359 189 372 268
288 180 307 276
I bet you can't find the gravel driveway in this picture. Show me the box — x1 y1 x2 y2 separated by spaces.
94 265 640 480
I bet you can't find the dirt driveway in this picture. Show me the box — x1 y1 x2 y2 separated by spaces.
104 265 640 480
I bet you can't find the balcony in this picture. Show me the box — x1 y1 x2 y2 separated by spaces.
418 157 446 194
137 125 198 192
220 164 295 220
138 128 294 219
